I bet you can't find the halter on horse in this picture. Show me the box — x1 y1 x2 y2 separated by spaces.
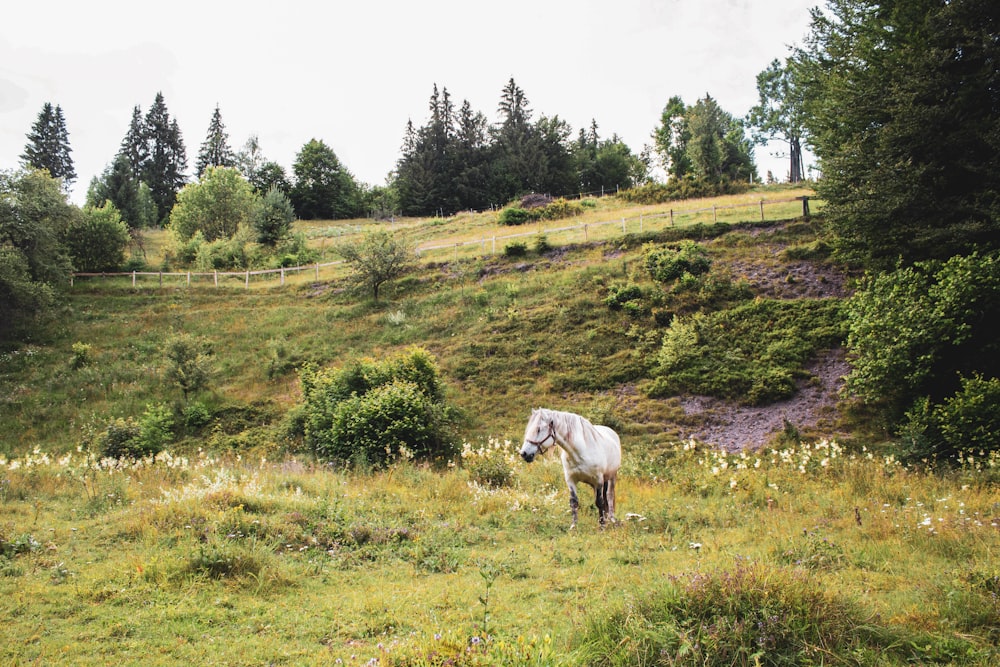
520 408 621 528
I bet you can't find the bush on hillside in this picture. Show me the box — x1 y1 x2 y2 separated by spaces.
651 298 846 405
845 251 1000 460
298 347 458 467
645 240 711 283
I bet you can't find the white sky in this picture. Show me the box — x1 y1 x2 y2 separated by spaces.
1 0 817 205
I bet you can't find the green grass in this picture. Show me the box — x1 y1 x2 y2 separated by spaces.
0 442 997 665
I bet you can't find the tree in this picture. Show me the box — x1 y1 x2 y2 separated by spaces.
21 103 76 190
164 331 214 401
652 95 756 183
86 155 157 229
336 229 415 301
290 139 361 220
195 105 235 178
251 186 295 245
747 58 807 183
117 105 148 180
0 169 77 337
652 96 692 180
169 167 256 242
142 92 188 226
66 202 130 272
795 0 1000 268
685 95 756 183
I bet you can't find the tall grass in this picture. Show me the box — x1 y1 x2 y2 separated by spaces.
0 440 997 665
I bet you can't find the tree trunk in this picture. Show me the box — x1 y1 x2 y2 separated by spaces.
789 136 804 183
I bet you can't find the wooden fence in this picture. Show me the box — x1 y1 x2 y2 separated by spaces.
71 196 814 289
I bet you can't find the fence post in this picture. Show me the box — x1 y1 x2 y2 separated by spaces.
492 236 496 254
187 271 191 286
669 209 674 226
639 214 643 233
760 199 765 222
280 268 285 286
584 224 589 241
245 270 249 289
159 272 163 288
214 270 218 287
713 205 717 223
801 196 811 217
315 263 319 281
621 217 626 233
132 271 136 287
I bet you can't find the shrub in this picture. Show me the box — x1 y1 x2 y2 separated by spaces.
182 400 212 429
651 299 846 405
138 402 174 453
461 439 518 488
899 374 1000 461
67 202 130 272
325 380 453 467
164 332 214 400
498 207 532 226
70 341 92 369
645 240 711 283
299 347 457 467
845 251 1000 457
503 241 528 257
604 283 645 313
533 234 552 254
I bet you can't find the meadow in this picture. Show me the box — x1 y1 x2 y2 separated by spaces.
1 186 998 665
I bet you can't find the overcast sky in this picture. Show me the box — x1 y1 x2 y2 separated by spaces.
1 0 818 205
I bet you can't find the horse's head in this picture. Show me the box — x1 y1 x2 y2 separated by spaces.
520 409 555 463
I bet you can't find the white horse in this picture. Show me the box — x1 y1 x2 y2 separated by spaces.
519 408 621 528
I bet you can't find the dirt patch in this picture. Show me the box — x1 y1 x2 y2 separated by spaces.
727 258 849 300
679 348 850 451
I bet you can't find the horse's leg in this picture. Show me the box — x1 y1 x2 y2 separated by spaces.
595 480 608 527
568 482 580 529
607 475 617 524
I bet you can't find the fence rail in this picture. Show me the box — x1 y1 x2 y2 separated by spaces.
71 196 814 289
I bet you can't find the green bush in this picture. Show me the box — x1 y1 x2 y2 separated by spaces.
645 240 711 283
651 299 846 405
97 403 174 459
326 380 452 466
498 207 532 226
616 177 751 205
67 202 130 272
503 241 528 257
900 374 1000 461
845 251 1000 457
604 283 645 312
299 347 457 467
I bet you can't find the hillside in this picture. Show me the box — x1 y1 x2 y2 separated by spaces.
1 186 838 456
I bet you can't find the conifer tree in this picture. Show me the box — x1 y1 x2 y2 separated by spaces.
21 102 76 189
142 92 188 225
117 106 148 179
195 105 235 178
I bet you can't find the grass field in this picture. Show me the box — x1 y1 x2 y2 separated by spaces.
2 185 998 665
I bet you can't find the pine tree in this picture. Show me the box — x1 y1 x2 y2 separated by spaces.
142 92 188 225
21 102 76 189
117 106 148 179
195 105 235 178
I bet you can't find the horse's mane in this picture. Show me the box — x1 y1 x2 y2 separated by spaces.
535 408 600 437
